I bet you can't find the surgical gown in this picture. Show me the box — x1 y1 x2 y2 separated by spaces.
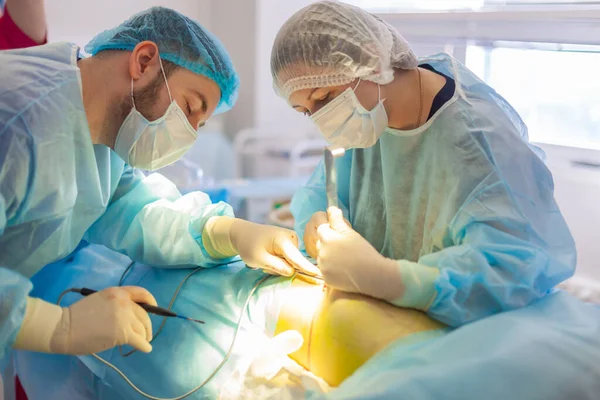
0 42 234 368
291 53 576 327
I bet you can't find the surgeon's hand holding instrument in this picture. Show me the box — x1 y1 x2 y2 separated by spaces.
303 148 347 260
69 287 205 324
55 263 275 400
317 207 407 301
14 286 157 355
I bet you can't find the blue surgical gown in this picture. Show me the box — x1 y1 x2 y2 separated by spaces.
0 42 234 368
291 53 577 327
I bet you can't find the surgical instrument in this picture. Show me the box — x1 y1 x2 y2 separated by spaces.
295 270 324 281
70 287 205 324
57 269 271 400
324 147 346 209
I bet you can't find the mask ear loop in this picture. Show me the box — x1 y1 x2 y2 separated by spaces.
158 56 174 103
378 83 385 103
353 78 385 103
130 79 137 109
130 55 172 108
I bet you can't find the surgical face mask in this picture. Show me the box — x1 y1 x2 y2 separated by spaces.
114 59 198 171
310 81 388 149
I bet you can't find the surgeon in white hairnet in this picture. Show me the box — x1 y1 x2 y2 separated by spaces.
271 1 576 327
0 7 318 369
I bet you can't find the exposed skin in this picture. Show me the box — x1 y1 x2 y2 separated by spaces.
275 278 446 386
77 41 321 281
77 41 222 148
287 66 447 259
288 67 446 131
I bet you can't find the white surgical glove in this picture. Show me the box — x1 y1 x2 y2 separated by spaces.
304 211 352 259
203 216 322 279
316 207 404 301
248 330 304 380
14 286 156 355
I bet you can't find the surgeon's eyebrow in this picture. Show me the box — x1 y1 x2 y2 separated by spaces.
291 88 319 108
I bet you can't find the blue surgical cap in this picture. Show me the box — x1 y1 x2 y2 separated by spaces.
85 7 239 114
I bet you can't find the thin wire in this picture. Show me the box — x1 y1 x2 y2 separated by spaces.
118 262 198 358
57 265 273 400
417 67 423 124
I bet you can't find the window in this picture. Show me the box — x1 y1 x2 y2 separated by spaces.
376 2 600 149
341 0 485 12
465 42 600 147
496 0 600 4
343 0 600 12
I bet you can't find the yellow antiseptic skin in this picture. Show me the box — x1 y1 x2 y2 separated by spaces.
275 279 446 386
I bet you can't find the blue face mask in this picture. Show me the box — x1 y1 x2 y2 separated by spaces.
114 58 198 171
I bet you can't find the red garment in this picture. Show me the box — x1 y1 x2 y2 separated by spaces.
15 376 28 400
0 7 46 50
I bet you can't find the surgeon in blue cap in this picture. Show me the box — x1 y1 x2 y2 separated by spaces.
0 7 319 365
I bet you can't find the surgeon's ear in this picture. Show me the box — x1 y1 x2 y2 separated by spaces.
129 41 160 80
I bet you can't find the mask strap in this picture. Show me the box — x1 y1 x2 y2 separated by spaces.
130 79 137 109
353 79 384 103
158 56 174 103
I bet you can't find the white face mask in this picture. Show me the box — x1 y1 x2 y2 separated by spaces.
310 80 388 149
114 59 198 171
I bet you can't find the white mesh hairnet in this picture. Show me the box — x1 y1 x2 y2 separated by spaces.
271 1 418 100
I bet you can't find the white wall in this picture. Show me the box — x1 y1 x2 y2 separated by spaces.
45 0 212 49
541 144 600 283
255 0 318 137
209 0 257 137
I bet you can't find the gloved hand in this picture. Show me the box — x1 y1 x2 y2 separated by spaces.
316 207 404 300
203 216 322 279
14 286 156 355
304 211 352 259
248 330 304 380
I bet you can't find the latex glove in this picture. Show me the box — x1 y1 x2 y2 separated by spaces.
14 286 156 355
204 217 322 279
316 207 403 300
248 330 304 380
304 211 351 260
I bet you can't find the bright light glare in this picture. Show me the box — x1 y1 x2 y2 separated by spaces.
342 0 485 12
466 43 600 147
285 284 326 318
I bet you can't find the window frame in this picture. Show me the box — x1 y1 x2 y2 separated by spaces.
377 8 600 47
376 7 600 150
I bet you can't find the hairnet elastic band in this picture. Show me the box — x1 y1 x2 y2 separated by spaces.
281 74 355 99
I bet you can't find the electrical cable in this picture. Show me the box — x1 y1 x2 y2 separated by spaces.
57 263 272 400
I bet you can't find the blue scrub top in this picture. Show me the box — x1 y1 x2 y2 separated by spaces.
291 54 577 327
0 42 235 368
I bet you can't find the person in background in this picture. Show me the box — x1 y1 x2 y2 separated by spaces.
0 6 319 375
0 0 47 50
271 1 577 327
